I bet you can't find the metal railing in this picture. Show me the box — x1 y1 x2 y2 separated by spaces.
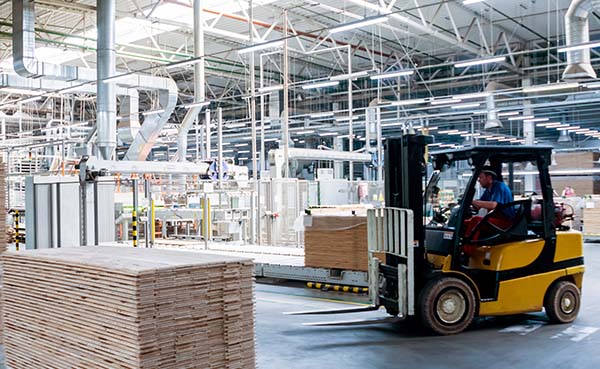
367 207 415 317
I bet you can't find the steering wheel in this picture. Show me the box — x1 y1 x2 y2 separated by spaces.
463 200 530 245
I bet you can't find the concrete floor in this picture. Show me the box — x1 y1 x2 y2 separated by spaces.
0 245 598 368
256 243 600 369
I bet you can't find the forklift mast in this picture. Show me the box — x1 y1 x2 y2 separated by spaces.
385 134 432 264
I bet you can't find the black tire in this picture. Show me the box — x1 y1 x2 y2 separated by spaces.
418 277 476 335
544 281 581 324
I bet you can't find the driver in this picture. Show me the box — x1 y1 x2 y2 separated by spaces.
463 166 515 255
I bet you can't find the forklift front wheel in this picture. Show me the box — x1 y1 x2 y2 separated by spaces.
544 281 581 324
419 277 476 335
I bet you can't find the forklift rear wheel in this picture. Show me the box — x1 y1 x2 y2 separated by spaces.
544 281 580 324
419 277 476 335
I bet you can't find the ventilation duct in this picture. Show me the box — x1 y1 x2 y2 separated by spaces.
117 89 140 144
11 0 177 161
558 129 572 142
484 82 502 129
563 0 600 80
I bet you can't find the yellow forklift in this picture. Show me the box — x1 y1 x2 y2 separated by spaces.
290 135 584 335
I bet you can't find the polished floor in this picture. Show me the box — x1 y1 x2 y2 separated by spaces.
256 244 600 369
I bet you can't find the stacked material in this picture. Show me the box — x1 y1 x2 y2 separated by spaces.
582 196 600 235
304 215 369 271
307 204 372 217
0 160 5 344
551 151 600 195
2 246 255 369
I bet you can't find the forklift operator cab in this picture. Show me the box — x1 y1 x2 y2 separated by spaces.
423 145 584 333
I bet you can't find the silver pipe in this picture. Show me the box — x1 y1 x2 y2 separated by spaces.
205 109 211 158
217 107 223 187
96 0 117 160
282 10 289 178
176 0 206 162
563 0 597 80
12 0 80 80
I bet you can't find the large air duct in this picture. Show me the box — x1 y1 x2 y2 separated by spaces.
563 0 599 80
12 0 88 81
97 0 117 160
484 82 502 129
11 0 177 161
175 0 206 162
118 89 140 144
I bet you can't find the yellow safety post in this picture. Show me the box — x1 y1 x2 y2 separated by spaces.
14 210 20 251
132 210 138 247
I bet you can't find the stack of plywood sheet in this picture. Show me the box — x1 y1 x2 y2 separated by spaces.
2 246 255 369
582 196 600 235
304 215 369 272
551 152 600 195
0 160 5 345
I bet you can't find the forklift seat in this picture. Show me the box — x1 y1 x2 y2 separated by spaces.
464 199 531 247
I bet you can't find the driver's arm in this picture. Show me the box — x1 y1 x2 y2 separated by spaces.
472 199 497 211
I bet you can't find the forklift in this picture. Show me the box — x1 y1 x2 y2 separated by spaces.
289 134 585 335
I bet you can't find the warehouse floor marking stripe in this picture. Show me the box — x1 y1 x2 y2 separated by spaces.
499 321 545 335
551 325 599 342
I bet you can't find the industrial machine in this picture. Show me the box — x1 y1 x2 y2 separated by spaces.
290 135 585 335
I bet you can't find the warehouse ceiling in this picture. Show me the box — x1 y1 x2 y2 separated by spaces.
1 0 600 151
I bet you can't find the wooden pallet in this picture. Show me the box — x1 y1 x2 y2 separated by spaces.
2 246 255 369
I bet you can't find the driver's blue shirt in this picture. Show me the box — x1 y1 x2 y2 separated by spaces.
480 180 515 218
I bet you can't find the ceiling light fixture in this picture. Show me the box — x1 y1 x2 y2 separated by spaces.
522 82 580 93
310 112 334 118
451 103 481 109
557 41 600 53
454 56 505 68
257 85 284 93
508 115 535 121
302 81 340 90
370 70 414 80
431 98 462 105
238 40 284 54
329 15 389 34
498 111 520 117
330 71 370 81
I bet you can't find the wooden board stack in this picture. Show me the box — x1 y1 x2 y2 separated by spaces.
304 215 369 272
582 196 600 235
2 246 255 369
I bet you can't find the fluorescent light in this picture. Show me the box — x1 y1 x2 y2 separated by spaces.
459 92 491 99
381 122 403 127
508 115 534 121
310 112 334 118
523 118 550 123
257 85 283 93
585 82 600 89
451 103 481 109
387 98 429 106
296 130 315 135
498 111 520 117
537 122 562 127
222 149 234 153
556 126 575 131
319 132 338 136
102 74 130 83
234 143 248 147
573 129 593 133
238 150 250 154
522 82 580 93
551 124 571 129
455 56 505 68
335 115 360 121
238 40 284 54
448 130 469 135
330 71 369 81
370 70 414 80
431 98 461 106
227 123 246 129
419 126 438 131
142 109 165 116
438 129 459 134
329 15 389 34
566 126 582 131
264 138 278 142
165 58 202 70
183 100 210 109
558 41 600 53
302 81 339 90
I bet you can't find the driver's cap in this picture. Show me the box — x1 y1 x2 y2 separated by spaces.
480 166 497 178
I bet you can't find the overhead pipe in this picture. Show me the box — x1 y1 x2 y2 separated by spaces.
484 82 502 129
11 0 178 161
563 0 599 80
117 89 140 144
12 0 85 80
97 0 117 160
175 0 206 162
